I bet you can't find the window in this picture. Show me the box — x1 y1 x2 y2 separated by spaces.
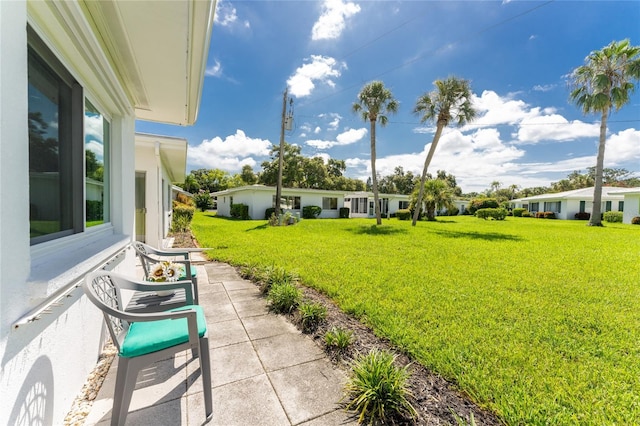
530 202 539 212
399 201 409 210
85 99 110 227
28 29 83 244
28 28 110 245
272 195 301 210
544 201 561 213
619 201 624 212
605 201 612 212
322 197 338 210
351 197 368 214
579 201 586 213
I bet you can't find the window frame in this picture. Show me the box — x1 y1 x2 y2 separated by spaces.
322 197 338 210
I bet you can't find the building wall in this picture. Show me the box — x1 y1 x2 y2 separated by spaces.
622 194 640 224
0 2 137 424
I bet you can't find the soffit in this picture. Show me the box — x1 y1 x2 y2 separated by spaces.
82 0 215 125
135 133 187 183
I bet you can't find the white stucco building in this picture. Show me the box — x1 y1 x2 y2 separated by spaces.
510 187 626 220
609 188 640 224
0 1 214 424
213 185 410 219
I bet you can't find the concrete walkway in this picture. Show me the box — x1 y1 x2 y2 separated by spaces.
83 259 358 426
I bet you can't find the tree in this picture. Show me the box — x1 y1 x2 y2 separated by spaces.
569 39 640 226
182 174 200 193
412 77 476 226
353 81 399 225
240 165 257 185
410 179 454 221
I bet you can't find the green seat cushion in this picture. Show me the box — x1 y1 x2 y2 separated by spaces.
180 266 197 279
120 305 206 358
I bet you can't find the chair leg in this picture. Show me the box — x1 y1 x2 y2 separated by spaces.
111 357 138 426
192 276 199 304
199 336 213 421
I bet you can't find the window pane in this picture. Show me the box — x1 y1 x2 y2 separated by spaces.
28 48 73 240
85 99 109 226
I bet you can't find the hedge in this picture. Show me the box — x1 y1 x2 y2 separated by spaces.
512 208 527 217
230 203 250 220
396 209 411 220
603 211 623 223
574 212 591 220
475 208 507 220
302 205 322 219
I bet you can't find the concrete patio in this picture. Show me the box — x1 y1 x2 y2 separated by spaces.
83 258 358 425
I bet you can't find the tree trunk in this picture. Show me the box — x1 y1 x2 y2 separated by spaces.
589 107 609 226
370 119 382 225
412 123 445 226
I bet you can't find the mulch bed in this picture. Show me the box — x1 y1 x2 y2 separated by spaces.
172 231 502 425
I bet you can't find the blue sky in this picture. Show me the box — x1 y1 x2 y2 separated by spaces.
136 0 640 193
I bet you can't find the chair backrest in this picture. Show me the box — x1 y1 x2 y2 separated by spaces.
83 270 132 352
132 241 189 279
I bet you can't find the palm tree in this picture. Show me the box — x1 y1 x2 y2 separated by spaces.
412 76 476 226
569 39 640 226
411 179 454 221
353 81 399 225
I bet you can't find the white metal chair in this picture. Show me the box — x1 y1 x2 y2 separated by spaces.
83 270 212 425
133 241 200 304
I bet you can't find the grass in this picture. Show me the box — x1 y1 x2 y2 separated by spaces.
191 212 640 424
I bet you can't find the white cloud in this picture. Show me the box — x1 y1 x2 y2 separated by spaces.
515 114 599 144
605 128 640 164
188 130 272 172
215 0 250 29
314 126 322 134
311 0 361 41
205 59 223 77
306 127 367 149
532 84 555 92
84 114 103 140
85 139 104 161
287 56 345 98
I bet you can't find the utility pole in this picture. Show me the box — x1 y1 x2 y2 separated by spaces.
275 88 288 217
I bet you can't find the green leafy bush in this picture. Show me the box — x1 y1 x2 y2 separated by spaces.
265 207 276 220
258 264 299 294
603 211 623 223
86 200 103 221
475 208 507 220
574 212 591 220
339 207 350 218
396 209 411 220
194 193 214 212
446 207 460 216
230 203 250 220
632 216 640 225
267 282 301 314
521 211 532 217
324 327 354 354
543 211 556 219
302 205 322 219
512 208 527 217
172 202 195 232
344 349 416 424
469 198 499 214
298 301 327 332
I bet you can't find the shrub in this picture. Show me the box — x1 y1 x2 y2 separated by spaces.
396 209 411 220
176 192 194 206
535 212 546 219
193 193 214 212
230 203 250 220
258 264 299 294
172 202 195 232
267 282 301 314
512 208 527 217
298 301 327 333
475 208 507 220
446 207 460 216
632 216 640 225
302 205 322 219
344 349 416 424
543 211 556 219
521 211 532 217
86 200 103 222
324 327 354 354
265 207 276 220
574 212 591 220
603 211 623 223
339 207 350 218
468 198 499 214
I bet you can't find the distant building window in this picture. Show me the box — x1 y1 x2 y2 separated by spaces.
605 201 612 212
544 201 561 213
579 201 586 213
619 201 624 212
530 202 539 212
399 200 409 210
351 197 368 214
322 197 338 210
273 195 301 210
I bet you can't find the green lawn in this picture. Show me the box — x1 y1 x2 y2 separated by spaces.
191 212 640 424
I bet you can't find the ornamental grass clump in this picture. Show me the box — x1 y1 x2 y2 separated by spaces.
298 301 327 333
324 327 354 354
344 349 416 425
267 282 301 314
258 264 299 294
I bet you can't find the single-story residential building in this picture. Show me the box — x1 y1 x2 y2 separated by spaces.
609 188 640 224
0 1 215 424
135 133 190 248
510 187 625 220
212 185 410 219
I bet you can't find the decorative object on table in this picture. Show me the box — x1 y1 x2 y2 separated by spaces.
148 261 185 296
